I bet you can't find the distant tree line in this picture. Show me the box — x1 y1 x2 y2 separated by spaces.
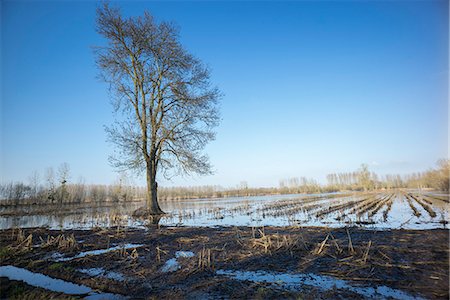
155 160 449 200
324 160 449 192
324 164 378 192
1 160 448 205
0 163 147 206
278 177 321 194
158 184 283 201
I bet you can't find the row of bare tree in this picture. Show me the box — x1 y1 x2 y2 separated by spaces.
129 160 450 200
0 182 146 206
1 160 448 205
324 160 449 192
0 163 147 205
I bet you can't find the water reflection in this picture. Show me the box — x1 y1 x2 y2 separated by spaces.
0 192 448 230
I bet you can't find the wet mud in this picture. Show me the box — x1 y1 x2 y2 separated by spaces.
0 226 448 299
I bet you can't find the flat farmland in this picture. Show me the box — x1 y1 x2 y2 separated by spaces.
1 190 448 299
1 191 448 230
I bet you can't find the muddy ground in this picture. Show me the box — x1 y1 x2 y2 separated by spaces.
0 226 448 299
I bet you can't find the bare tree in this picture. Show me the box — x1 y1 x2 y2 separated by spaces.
357 164 372 191
57 162 71 203
28 170 41 199
95 4 221 214
45 167 56 203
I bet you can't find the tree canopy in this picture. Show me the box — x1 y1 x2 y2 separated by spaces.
95 4 221 214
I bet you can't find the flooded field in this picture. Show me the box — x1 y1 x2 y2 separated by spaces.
1 191 448 230
1 190 449 299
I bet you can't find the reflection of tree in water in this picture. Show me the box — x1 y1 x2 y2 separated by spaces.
147 214 162 225
6 203 143 229
58 214 64 229
2 193 449 230
131 208 163 226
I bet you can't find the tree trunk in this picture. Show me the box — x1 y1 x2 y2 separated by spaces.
146 164 164 215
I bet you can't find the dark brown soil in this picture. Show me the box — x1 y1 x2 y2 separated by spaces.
0 226 448 299
0 277 78 300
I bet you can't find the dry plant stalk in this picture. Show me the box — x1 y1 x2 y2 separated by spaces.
16 229 25 243
156 246 167 262
316 234 330 255
198 248 214 270
346 229 355 254
362 240 372 263
330 233 342 254
130 248 139 260
39 234 78 251
118 247 128 258
251 229 273 254
14 234 33 250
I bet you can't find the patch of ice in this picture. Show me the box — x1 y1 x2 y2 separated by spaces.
216 269 424 300
0 265 91 294
54 244 143 262
78 268 125 282
161 258 180 272
161 251 195 272
175 251 195 258
0 265 126 299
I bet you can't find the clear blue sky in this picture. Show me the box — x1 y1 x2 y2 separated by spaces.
1 0 448 187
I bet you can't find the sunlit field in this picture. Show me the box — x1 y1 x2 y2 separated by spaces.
1 190 449 299
1 0 448 299
1 191 448 230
